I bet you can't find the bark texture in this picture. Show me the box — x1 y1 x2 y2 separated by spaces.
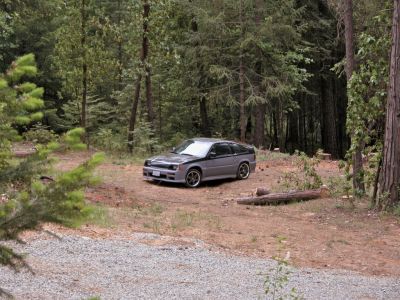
143 1 155 126
81 0 88 146
343 0 365 194
239 0 246 142
237 188 328 205
378 1 400 208
128 0 151 152
252 0 265 147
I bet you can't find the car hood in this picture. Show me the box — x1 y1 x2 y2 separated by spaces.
147 153 201 164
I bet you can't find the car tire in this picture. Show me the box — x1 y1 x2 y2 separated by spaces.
237 162 250 180
185 168 202 188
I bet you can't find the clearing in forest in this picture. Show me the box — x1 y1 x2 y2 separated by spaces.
53 150 400 277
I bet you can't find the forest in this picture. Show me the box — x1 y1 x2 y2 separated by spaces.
1 0 400 209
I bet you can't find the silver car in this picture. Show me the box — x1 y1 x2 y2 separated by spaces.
143 138 256 187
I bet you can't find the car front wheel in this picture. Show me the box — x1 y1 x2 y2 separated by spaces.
237 162 250 179
185 169 202 188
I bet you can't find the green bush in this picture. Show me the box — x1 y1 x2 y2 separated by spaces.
281 150 323 191
0 55 104 287
23 123 58 144
92 128 126 153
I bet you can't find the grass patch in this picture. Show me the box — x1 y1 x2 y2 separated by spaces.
76 204 112 228
130 202 165 217
256 149 290 162
170 210 222 231
143 219 162 234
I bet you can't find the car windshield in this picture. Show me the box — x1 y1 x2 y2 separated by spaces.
172 140 212 157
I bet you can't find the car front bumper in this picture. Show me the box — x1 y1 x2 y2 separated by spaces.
143 166 186 183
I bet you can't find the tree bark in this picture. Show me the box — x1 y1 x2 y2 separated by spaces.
199 95 211 136
81 0 88 147
239 0 246 142
252 0 265 148
128 74 142 153
127 0 152 152
237 188 328 205
117 0 123 91
255 187 270 196
254 104 266 147
320 76 339 158
143 1 155 126
343 0 365 194
378 1 400 208
190 15 210 136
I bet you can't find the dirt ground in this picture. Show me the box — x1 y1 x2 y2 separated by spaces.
53 151 400 277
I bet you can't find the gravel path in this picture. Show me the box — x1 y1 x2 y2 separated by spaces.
0 233 399 300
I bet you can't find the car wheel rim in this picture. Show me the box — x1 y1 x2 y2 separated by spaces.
239 164 249 179
186 170 200 187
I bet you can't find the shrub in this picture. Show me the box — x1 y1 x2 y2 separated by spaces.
281 150 322 191
23 123 58 144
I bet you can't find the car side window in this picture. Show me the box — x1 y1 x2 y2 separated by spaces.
230 143 248 154
214 143 232 157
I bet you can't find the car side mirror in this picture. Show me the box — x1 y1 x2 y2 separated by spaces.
171 147 176 152
209 151 217 158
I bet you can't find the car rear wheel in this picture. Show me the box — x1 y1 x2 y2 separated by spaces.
237 162 250 180
185 169 202 188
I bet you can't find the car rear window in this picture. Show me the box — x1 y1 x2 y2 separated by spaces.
230 143 249 154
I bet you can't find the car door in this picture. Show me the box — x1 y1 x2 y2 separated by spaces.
204 143 234 178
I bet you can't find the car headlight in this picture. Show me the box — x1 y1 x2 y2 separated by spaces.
144 160 151 166
169 164 180 170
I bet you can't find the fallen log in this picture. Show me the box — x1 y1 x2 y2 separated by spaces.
255 187 270 196
237 187 329 206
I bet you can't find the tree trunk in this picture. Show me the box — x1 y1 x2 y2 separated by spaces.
127 0 152 152
239 0 246 142
128 74 142 153
199 95 211 136
378 1 400 209
254 104 265 147
117 0 123 91
190 15 210 136
81 0 88 147
253 0 265 148
143 1 155 126
343 0 365 194
320 76 339 158
145 66 155 124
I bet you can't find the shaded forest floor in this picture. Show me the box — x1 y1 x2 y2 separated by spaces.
51 150 400 277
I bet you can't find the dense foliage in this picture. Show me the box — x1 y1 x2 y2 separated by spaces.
0 0 348 156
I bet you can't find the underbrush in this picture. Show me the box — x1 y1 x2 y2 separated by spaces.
280 150 323 191
256 149 291 162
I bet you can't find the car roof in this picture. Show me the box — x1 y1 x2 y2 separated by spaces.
191 137 239 145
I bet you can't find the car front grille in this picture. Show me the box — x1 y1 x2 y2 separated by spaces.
149 163 170 169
